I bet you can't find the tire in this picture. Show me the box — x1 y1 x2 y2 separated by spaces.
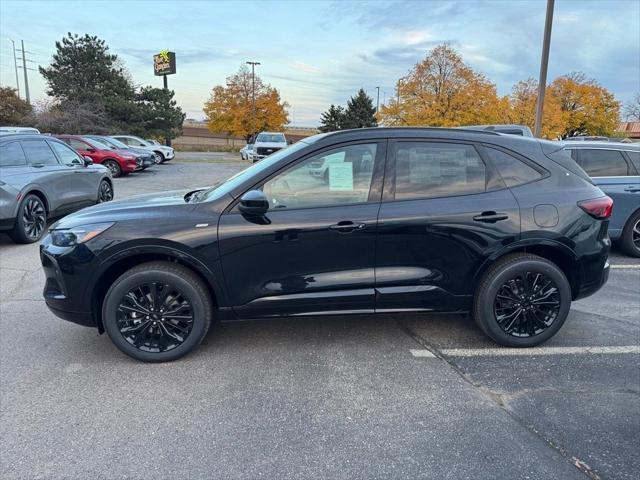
102 261 213 362
619 210 640 258
154 151 166 163
8 193 47 244
103 159 121 178
97 180 113 203
473 253 571 347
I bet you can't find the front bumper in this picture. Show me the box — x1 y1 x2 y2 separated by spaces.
163 150 175 160
40 237 99 328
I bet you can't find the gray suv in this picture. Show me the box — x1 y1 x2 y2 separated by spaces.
0 134 113 243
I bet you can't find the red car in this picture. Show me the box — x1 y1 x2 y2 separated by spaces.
55 135 141 177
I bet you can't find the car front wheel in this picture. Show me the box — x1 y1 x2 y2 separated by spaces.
155 151 166 163
473 253 571 347
97 180 113 203
103 159 121 177
102 262 213 362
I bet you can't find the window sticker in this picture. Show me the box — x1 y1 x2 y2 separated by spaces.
329 162 354 191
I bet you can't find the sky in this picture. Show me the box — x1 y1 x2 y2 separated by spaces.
1 0 638 127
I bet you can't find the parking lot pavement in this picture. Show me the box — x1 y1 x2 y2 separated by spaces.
1 161 638 479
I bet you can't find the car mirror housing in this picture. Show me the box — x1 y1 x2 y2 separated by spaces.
238 190 269 216
83 156 93 166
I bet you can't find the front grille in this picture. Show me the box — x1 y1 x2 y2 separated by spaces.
256 147 281 156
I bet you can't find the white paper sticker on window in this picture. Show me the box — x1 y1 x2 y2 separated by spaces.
329 162 353 191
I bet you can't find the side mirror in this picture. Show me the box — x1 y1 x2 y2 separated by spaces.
83 156 93 166
86 147 95 153
238 190 269 216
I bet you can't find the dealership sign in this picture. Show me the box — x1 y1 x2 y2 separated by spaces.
153 50 176 76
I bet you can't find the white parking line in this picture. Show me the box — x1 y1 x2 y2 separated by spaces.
410 345 640 358
609 264 640 269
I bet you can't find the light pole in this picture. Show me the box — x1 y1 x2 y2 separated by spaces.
534 0 555 137
375 86 380 113
7 38 20 97
246 61 260 139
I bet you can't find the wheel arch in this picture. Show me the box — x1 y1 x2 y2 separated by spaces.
473 239 580 299
21 188 50 214
90 245 224 333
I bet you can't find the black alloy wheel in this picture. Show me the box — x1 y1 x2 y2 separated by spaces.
620 210 640 258
116 282 195 353
98 180 113 203
9 194 47 243
493 272 560 337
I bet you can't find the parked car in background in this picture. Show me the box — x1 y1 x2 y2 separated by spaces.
252 132 288 162
85 135 158 169
1 134 112 243
55 135 141 177
146 139 161 145
566 136 610 142
564 141 640 257
111 135 175 163
459 124 534 137
240 143 253 161
40 128 611 362
0 126 41 134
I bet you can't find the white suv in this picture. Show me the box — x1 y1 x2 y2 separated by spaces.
252 132 288 162
111 135 175 163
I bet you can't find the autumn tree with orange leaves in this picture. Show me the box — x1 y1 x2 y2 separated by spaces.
204 65 289 142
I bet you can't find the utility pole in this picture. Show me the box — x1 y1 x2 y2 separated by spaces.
20 40 31 104
7 38 20 97
396 80 401 126
534 0 555 137
375 86 380 113
246 61 260 140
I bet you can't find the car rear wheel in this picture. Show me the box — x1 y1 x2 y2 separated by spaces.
102 262 213 362
619 210 640 258
97 180 113 203
103 159 121 177
154 151 166 163
8 194 47 244
473 253 571 347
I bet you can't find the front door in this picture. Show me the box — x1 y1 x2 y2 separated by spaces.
218 141 386 318
375 140 521 312
48 139 96 205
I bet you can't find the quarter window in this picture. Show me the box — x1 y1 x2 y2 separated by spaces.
20 140 59 166
578 149 629 176
49 140 83 164
393 142 487 200
0 141 27 166
260 143 378 210
484 147 542 187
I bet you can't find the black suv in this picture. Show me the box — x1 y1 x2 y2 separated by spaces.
40 128 611 362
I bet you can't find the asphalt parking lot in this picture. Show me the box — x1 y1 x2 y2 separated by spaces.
1 160 638 480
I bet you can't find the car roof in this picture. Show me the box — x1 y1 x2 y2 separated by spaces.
0 133 61 142
563 141 639 150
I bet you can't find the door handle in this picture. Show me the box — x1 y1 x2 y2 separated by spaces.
329 221 366 232
473 211 509 223
623 187 640 192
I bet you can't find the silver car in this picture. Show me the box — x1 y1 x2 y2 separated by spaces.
0 134 113 243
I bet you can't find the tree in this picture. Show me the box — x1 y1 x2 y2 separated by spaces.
203 65 289 142
34 100 111 134
319 104 346 132
623 93 640 121
0 87 32 125
378 44 505 127
548 72 620 138
508 78 565 139
132 87 186 141
343 89 377 129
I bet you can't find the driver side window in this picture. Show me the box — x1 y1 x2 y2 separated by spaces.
260 143 378 210
49 140 83 165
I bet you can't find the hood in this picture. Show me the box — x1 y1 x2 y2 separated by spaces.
52 189 195 229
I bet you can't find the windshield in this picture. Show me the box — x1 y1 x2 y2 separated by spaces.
82 137 111 150
87 137 115 149
256 133 285 143
103 137 130 149
199 139 310 202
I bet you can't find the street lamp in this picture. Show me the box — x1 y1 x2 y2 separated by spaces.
246 61 261 140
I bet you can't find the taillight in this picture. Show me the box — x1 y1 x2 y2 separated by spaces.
578 196 613 219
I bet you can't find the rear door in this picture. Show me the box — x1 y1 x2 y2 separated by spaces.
374 140 521 312
573 148 640 236
218 141 386 318
19 139 71 212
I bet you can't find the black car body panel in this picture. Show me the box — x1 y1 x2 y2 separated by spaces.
40 128 610 331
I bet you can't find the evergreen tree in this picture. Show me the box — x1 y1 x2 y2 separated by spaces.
318 104 346 132
343 88 377 129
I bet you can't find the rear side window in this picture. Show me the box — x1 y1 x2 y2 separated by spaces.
393 142 487 200
578 149 629 176
20 140 60 166
625 151 639 174
69 139 89 151
484 147 543 187
0 141 27 166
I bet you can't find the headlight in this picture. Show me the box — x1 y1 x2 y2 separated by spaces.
50 222 115 247
122 154 137 160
